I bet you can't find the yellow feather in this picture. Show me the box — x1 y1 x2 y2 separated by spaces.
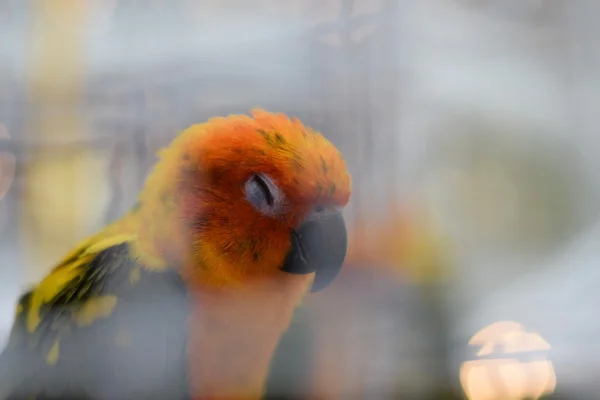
26 233 134 333
27 257 90 332
81 234 136 257
46 339 60 365
73 295 118 327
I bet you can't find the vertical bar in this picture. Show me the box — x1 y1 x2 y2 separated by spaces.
21 0 88 283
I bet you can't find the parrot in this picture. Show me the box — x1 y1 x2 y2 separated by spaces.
0 109 351 399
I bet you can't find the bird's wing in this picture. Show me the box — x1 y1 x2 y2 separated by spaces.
0 235 191 399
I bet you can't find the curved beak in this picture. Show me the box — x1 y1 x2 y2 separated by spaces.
280 211 347 292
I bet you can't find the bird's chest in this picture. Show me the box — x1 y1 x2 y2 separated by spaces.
187 290 300 400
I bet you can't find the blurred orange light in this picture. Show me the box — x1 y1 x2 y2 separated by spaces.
460 321 556 400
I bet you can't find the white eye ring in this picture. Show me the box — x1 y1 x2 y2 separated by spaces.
244 173 284 216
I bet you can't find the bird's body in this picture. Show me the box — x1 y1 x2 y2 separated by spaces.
0 110 351 399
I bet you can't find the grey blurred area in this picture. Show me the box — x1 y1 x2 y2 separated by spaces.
2 0 600 398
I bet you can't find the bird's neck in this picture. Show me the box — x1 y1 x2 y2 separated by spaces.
187 275 312 400
125 199 312 398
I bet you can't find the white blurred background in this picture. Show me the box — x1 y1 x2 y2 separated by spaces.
2 1 600 398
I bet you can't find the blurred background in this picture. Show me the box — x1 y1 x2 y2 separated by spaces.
2 0 600 398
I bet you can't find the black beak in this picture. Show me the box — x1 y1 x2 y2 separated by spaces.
280 211 347 292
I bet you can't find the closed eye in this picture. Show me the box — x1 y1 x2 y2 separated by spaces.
252 175 274 207
244 173 283 216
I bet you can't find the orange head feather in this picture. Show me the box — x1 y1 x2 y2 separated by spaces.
133 109 351 289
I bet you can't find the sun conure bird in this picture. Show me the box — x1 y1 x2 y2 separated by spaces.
0 109 351 399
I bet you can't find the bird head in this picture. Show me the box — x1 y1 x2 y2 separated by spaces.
135 109 351 292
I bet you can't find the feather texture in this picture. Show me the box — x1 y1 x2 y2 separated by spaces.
0 240 190 399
